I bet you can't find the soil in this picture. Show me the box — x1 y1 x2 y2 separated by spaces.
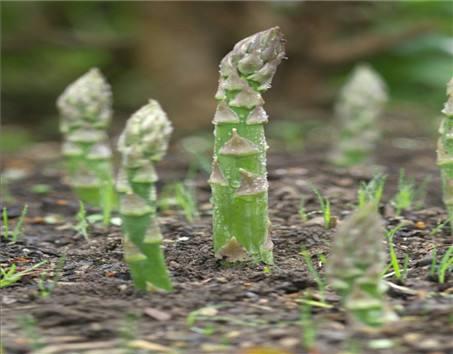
1 132 452 354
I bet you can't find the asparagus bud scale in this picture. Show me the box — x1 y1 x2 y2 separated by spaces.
327 205 396 327
117 100 173 291
332 64 388 166
209 27 285 263
437 77 453 234
57 68 115 206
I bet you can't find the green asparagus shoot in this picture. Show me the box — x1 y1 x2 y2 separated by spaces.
331 64 387 166
437 76 453 234
0 261 46 288
312 187 332 229
74 201 89 240
327 204 397 327
117 99 173 291
357 174 386 210
392 169 415 215
210 27 286 264
57 68 116 211
159 182 198 222
331 64 388 166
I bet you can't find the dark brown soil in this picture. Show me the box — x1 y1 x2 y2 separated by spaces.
1 137 452 354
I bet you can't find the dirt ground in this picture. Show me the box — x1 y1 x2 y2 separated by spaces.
1 128 452 354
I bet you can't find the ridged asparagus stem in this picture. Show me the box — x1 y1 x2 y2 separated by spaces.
210 27 285 264
327 204 396 327
331 64 388 166
437 77 453 235
117 100 173 291
57 68 115 207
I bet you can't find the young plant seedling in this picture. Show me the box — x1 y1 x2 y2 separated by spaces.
298 197 309 222
209 27 286 264
385 224 410 282
431 246 453 284
159 182 199 223
392 169 415 215
74 201 89 241
37 256 65 299
331 64 388 166
327 204 397 327
1 205 28 243
299 293 317 352
117 100 173 291
357 174 386 211
437 76 453 234
300 249 326 301
0 261 46 288
57 68 115 217
312 187 334 229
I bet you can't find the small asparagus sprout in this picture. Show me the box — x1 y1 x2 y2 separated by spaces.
437 77 453 234
210 27 286 264
331 64 388 166
327 204 397 327
57 68 115 208
117 100 173 291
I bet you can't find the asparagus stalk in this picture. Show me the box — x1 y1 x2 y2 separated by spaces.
209 27 285 264
327 204 396 327
437 76 453 234
57 68 115 208
331 64 388 166
117 100 173 291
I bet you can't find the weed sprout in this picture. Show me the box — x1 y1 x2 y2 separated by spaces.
312 187 333 229
357 174 386 210
1 205 28 243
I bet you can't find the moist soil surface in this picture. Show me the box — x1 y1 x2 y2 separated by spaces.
1 135 452 354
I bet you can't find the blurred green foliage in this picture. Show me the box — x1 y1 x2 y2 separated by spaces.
1 1 452 138
335 1 453 110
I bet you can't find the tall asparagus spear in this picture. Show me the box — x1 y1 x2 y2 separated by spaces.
209 27 286 264
437 76 453 234
331 64 388 166
57 68 115 208
117 100 173 291
327 204 397 327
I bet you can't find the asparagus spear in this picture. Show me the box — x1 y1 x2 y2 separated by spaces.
57 68 115 208
117 100 173 291
437 76 453 234
331 64 388 166
327 204 397 327
210 27 286 264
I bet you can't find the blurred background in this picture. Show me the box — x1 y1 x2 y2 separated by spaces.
1 1 452 151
